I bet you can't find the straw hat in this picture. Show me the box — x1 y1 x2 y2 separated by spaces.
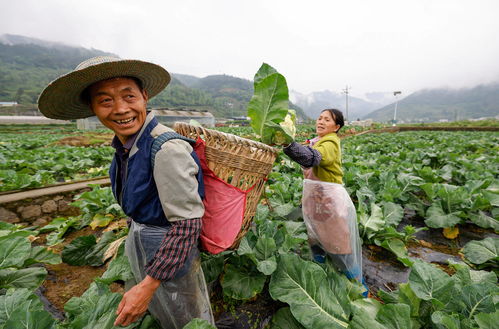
38 56 171 120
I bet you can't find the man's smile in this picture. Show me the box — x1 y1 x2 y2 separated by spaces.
115 117 136 125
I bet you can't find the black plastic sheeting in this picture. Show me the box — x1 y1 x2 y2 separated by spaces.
364 214 498 295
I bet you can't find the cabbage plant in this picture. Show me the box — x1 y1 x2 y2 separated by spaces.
247 63 296 145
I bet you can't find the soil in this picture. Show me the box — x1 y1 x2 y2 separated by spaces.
42 262 107 314
36 222 126 318
213 284 284 329
54 133 113 147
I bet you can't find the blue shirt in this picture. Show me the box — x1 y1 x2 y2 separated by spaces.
111 132 139 202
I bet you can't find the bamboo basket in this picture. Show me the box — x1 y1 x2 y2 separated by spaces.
174 122 278 249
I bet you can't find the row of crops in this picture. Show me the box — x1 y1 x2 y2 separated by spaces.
0 126 113 192
0 126 498 328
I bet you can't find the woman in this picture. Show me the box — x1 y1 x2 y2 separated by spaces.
284 109 367 295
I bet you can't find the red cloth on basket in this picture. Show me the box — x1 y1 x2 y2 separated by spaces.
194 139 254 254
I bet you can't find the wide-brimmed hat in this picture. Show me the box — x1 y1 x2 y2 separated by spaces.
38 56 171 120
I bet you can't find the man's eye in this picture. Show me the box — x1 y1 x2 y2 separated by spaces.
100 98 112 104
125 94 135 99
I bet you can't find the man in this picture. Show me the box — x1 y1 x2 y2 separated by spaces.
38 56 214 328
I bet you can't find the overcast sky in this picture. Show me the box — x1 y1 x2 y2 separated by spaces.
1 0 499 98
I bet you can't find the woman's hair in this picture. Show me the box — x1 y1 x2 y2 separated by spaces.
321 108 345 132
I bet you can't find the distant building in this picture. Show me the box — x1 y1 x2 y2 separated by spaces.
0 116 68 124
350 119 373 127
76 108 215 130
0 101 18 107
76 116 105 130
152 108 215 128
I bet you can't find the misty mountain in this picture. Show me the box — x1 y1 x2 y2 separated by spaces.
0 34 116 69
290 90 392 121
0 34 92 52
364 85 499 122
0 34 116 104
0 34 307 119
5 34 497 123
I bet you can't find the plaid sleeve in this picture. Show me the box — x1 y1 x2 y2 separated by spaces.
283 142 322 168
145 218 201 281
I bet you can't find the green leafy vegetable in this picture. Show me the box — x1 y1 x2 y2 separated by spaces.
462 237 498 265
96 241 133 285
0 232 31 269
62 231 121 266
408 259 454 304
182 318 217 329
475 310 499 329
221 263 266 300
469 211 499 231
0 288 56 329
375 303 412 329
0 267 47 290
247 63 295 145
269 254 349 329
271 307 306 329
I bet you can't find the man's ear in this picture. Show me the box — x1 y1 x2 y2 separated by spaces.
142 89 149 103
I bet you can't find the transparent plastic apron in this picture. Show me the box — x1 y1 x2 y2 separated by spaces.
302 176 363 282
125 221 214 328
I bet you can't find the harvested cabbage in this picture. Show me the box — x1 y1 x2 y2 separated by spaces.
247 63 296 145
273 110 296 145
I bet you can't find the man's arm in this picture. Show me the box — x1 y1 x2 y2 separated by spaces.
148 138 204 278
145 218 201 279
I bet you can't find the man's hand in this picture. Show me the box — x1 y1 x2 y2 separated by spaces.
114 275 161 326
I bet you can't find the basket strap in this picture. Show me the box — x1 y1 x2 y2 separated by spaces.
151 132 204 199
151 132 196 169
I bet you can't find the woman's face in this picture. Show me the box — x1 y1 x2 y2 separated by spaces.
316 110 340 137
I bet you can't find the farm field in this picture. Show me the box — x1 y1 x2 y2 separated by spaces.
0 125 498 329
0 125 114 192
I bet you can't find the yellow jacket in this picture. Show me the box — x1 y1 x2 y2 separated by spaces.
312 133 343 184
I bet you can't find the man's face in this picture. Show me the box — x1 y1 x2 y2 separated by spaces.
89 77 148 143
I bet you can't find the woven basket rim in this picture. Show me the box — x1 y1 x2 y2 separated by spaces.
174 122 278 156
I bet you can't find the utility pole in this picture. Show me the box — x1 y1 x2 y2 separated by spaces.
393 91 402 126
342 85 351 123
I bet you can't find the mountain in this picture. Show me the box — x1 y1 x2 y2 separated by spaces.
165 74 255 118
290 90 391 121
0 34 116 104
364 84 499 123
0 34 307 119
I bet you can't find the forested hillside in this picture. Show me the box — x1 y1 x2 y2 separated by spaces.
0 34 307 119
167 73 308 119
0 37 115 104
364 85 499 122
154 73 256 118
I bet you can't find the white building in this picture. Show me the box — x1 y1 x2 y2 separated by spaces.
0 101 18 107
76 108 215 130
